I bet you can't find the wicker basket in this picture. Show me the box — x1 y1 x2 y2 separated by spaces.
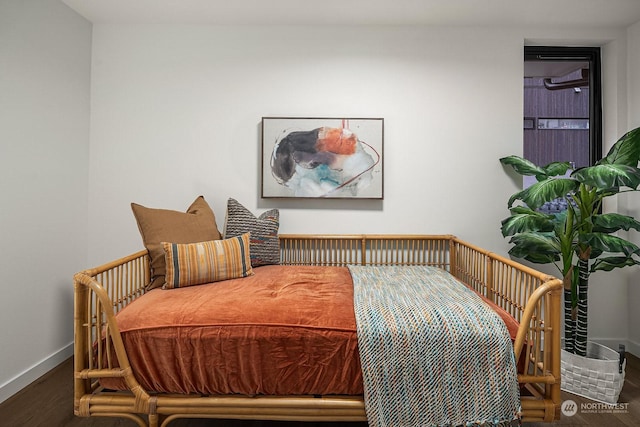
561 341 626 404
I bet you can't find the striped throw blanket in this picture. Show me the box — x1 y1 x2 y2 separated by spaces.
349 265 520 427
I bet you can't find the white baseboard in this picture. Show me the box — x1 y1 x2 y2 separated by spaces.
625 339 640 357
0 342 73 405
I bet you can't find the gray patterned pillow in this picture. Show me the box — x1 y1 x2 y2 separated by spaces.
223 198 280 266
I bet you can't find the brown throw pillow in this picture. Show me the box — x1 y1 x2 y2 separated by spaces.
131 196 221 290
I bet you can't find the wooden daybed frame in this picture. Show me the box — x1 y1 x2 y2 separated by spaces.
74 234 563 427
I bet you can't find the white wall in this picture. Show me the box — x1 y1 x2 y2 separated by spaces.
626 21 640 356
88 23 640 352
88 24 525 265
0 0 91 403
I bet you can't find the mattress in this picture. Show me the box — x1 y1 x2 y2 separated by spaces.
100 265 518 396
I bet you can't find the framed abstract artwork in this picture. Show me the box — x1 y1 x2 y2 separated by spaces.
261 117 384 199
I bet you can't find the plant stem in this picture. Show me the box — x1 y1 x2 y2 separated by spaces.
574 256 590 357
561 204 576 353
563 288 575 353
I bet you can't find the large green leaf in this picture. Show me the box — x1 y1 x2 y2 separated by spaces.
571 164 640 190
582 233 640 256
500 156 572 182
599 127 640 166
508 178 578 209
543 161 573 177
588 247 604 260
508 232 561 264
591 256 640 272
593 213 640 233
501 207 555 237
500 156 546 177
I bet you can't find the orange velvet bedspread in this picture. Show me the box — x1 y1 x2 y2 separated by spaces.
101 265 518 396
102 265 363 395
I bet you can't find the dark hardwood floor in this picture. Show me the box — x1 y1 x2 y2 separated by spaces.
1 354 638 426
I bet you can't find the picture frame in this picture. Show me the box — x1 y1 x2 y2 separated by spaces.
261 117 384 199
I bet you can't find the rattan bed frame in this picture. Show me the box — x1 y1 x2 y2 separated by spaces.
74 234 563 426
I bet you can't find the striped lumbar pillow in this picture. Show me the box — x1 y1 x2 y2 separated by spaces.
223 198 279 267
162 233 253 289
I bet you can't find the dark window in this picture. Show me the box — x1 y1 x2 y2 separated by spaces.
524 46 602 168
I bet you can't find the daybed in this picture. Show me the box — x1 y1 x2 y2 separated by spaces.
74 233 563 427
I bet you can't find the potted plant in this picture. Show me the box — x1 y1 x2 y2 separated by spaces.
499 127 640 403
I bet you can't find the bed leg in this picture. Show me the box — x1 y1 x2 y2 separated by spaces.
147 396 160 427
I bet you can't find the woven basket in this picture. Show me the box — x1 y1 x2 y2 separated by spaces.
561 341 626 404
